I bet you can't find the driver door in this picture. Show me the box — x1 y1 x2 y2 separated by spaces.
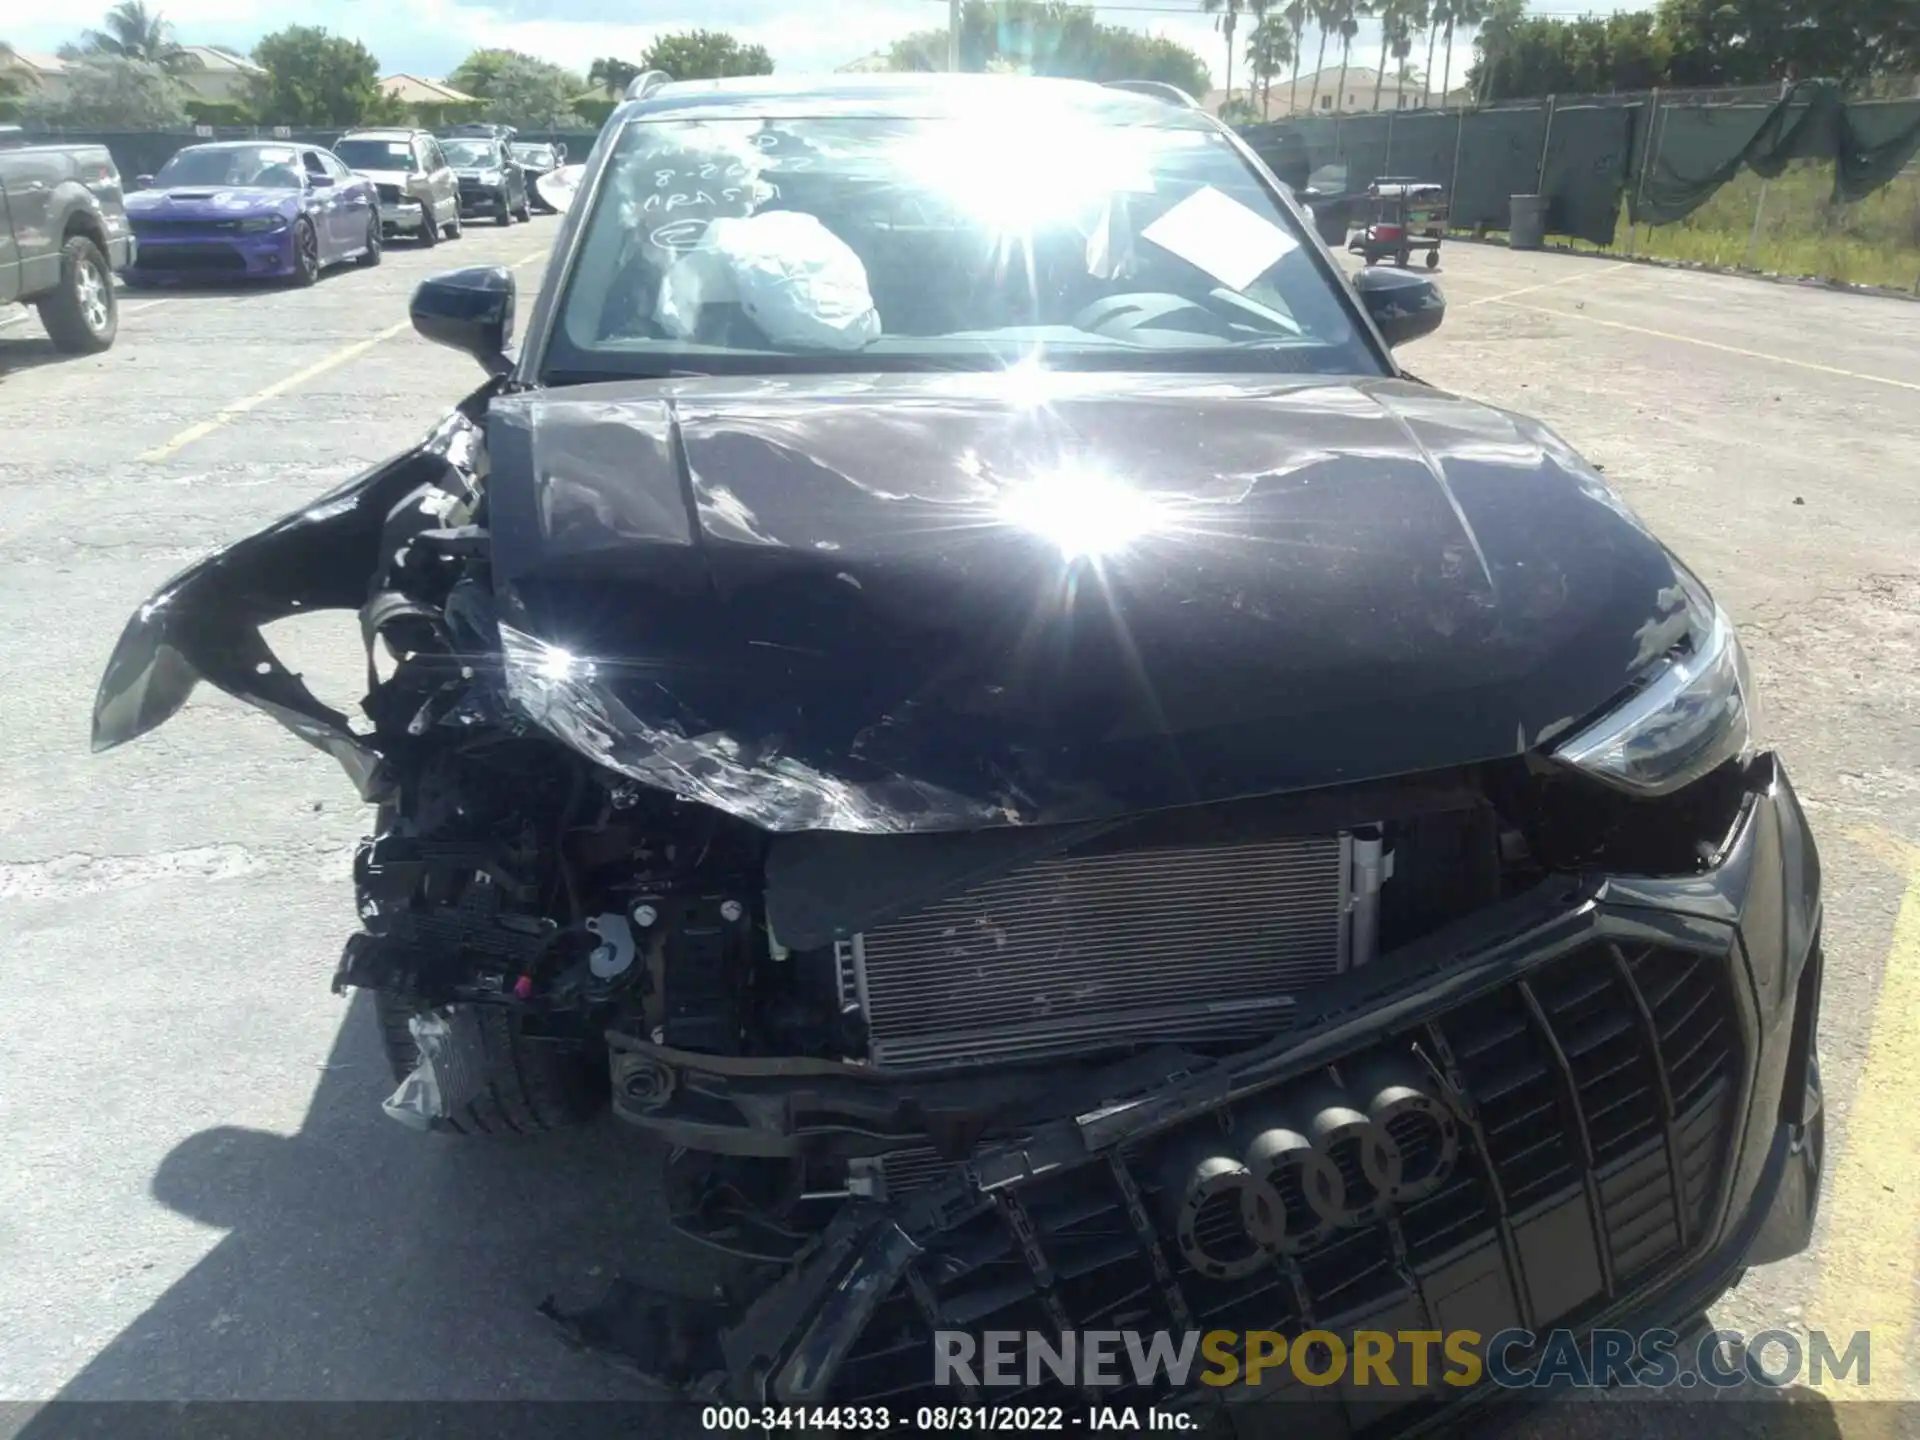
300 149 344 253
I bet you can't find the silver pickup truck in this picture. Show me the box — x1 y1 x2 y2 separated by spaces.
0 126 137 354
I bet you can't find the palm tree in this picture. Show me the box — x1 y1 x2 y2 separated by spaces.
1372 0 1425 109
1391 8 1424 104
1471 0 1522 103
1247 15 1294 117
1279 0 1308 110
74 2 198 73
1422 0 1447 105
1306 0 1338 111
1438 0 1487 108
1329 0 1362 116
1203 0 1268 115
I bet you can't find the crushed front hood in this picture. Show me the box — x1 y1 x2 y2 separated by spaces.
485 372 1688 834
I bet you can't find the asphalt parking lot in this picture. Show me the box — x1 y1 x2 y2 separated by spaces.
2 227 1918 1432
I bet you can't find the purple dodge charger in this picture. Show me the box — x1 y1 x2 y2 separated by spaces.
125 141 382 287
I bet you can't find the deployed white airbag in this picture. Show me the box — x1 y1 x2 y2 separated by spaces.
655 210 881 351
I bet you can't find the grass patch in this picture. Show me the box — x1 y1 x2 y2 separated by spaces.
1488 160 1920 291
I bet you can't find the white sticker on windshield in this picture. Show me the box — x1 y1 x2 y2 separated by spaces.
1141 185 1298 291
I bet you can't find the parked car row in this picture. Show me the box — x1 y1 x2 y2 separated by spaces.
3 123 566 356
125 126 557 290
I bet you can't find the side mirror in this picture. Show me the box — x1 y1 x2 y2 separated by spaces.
1353 265 1445 348
555 145 567 162
410 266 516 376
134 173 154 189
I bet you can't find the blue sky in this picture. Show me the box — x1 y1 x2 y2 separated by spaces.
6 0 1633 91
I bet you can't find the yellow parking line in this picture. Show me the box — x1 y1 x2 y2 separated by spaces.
1460 262 1632 308
1489 300 1920 393
139 321 410 462
1808 831 1920 1414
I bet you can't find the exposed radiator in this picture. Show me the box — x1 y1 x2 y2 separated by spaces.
842 831 1383 1071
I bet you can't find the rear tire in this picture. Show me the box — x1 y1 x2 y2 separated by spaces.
446 211 462 240
357 213 382 267
37 235 117 354
372 990 606 1136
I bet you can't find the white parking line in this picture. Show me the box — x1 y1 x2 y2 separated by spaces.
2 297 173 330
1491 300 1920 393
1460 262 1633 308
139 321 411 462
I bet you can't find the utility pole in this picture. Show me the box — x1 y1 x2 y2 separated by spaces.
949 0 961 71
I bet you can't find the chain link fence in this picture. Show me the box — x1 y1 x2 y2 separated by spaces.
1242 80 1920 292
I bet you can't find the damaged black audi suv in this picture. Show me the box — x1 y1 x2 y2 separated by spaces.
93 72 1824 1429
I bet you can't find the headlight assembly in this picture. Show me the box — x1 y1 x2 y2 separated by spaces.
237 216 288 232
480 170 502 185
1552 575 1756 796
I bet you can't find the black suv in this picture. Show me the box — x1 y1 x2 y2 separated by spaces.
435 132 529 226
96 73 1825 1431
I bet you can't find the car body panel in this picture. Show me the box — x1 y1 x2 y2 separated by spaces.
439 134 527 218
0 139 133 303
124 144 377 281
482 371 1685 833
334 130 457 237
509 143 563 210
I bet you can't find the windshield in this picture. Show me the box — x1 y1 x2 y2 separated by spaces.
334 138 414 171
155 145 304 189
512 144 556 166
441 139 496 167
544 111 1378 380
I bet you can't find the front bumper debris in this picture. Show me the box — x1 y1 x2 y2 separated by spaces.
546 754 1822 1429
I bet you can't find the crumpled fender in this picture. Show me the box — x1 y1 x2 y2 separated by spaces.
90 385 496 799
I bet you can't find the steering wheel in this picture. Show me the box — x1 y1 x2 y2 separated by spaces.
1071 293 1240 343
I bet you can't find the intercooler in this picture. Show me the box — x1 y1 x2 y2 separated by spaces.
839 831 1387 1071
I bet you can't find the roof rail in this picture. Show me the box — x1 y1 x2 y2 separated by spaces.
624 70 673 101
1101 80 1199 108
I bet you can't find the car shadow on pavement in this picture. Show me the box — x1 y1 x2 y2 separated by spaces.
0 992 1863 1440
0 334 72 376
8 992 741 1413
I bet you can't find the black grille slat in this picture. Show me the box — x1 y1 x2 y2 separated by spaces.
1518 979 1619 1301
832 939 1747 1416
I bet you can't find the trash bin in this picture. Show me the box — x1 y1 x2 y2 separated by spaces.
1509 193 1547 250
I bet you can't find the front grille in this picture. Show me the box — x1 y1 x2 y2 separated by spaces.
133 218 242 235
828 940 1745 1416
134 243 249 272
851 834 1355 1070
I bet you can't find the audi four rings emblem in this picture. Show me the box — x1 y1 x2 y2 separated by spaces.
1153 1053 1462 1279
